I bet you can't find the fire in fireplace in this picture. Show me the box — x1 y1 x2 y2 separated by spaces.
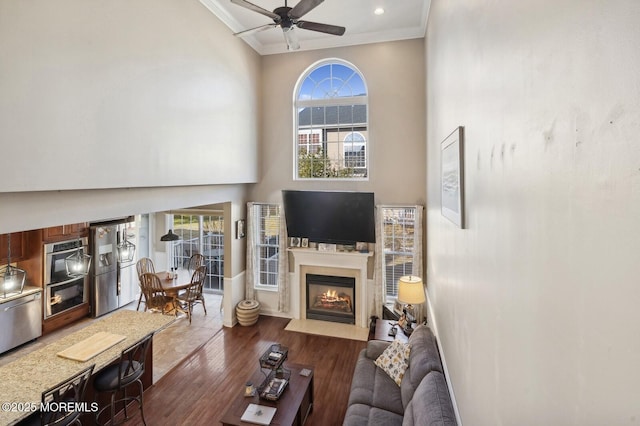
306 274 355 324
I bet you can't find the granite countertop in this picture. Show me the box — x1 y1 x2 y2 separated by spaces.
0 310 174 425
0 286 42 304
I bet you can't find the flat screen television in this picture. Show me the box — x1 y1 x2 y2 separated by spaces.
282 190 375 245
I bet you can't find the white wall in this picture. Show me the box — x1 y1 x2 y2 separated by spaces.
426 0 640 424
0 0 261 239
0 0 260 193
249 39 427 315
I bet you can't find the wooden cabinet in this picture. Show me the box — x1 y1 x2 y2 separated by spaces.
0 232 25 264
42 303 91 335
42 223 88 243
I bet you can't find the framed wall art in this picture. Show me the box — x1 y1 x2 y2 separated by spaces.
441 126 465 228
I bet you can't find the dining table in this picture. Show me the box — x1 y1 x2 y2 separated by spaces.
154 270 192 298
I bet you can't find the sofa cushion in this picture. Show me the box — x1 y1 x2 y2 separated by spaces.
400 324 444 409
348 349 404 415
374 339 411 386
343 403 404 426
402 371 457 426
365 340 391 360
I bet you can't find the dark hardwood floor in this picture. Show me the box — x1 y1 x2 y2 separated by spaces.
132 316 367 425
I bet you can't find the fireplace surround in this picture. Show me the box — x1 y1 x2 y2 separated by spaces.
288 248 373 329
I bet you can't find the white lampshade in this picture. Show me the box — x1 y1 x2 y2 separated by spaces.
397 275 425 305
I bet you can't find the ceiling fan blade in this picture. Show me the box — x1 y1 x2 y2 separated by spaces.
230 0 280 21
288 0 324 19
282 26 300 51
234 23 277 37
296 20 346 36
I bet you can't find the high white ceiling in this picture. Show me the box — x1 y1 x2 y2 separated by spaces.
199 0 431 55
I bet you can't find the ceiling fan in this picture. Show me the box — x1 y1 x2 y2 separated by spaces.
230 0 346 51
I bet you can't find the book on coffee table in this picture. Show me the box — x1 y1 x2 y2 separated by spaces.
240 404 276 425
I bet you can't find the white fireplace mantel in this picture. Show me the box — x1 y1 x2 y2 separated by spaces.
288 248 373 328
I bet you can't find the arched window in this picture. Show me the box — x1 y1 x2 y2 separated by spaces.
343 132 366 169
294 59 368 179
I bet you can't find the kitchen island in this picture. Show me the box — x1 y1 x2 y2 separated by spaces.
0 309 174 425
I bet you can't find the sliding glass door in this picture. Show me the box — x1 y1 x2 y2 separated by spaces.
172 213 224 293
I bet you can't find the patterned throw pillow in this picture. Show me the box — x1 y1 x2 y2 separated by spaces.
374 339 411 386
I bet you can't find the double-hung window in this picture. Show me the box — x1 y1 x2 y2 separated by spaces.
254 204 280 290
381 207 418 301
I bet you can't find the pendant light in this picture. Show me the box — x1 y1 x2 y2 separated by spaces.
160 229 180 242
65 233 92 278
1 234 26 297
117 228 136 263
160 211 180 241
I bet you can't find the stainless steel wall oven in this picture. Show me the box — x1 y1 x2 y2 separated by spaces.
43 238 89 319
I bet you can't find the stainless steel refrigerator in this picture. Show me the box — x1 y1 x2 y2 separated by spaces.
90 217 138 317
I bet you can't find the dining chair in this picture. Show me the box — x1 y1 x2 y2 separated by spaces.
175 265 207 324
187 253 205 274
17 364 95 426
93 334 153 426
139 272 173 315
135 258 155 311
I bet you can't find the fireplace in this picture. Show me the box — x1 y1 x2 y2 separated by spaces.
306 274 355 324
290 248 372 328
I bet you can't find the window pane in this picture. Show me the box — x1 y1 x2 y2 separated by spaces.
255 204 279 289
170 213 224 293
382 208 416 299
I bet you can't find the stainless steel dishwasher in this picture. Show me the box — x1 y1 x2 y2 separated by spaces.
0 290 42 354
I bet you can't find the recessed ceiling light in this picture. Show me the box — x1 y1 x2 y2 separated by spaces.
374 7 385 16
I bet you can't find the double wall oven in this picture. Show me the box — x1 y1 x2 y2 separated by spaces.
43 238 89 319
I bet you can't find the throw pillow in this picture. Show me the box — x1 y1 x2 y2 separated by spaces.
374 339 411 386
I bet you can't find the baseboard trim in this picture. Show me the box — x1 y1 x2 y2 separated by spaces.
426 290 463 425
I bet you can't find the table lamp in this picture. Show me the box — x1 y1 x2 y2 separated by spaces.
397 275 425 334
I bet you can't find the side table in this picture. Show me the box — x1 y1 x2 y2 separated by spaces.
373 319 409 343
382 304 401 321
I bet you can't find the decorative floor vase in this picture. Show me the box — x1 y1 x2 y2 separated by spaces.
236 299 260 326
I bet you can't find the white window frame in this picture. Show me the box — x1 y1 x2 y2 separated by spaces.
253 204 280 292
343 131 366 169
381 206 417 302
170 212 225 293
293 58 369 181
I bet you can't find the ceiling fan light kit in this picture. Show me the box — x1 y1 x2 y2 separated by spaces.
230 0 346 51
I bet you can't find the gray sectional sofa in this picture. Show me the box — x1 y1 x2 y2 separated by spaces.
343 324 457 426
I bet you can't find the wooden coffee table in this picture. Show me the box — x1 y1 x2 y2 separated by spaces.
220 363 314 426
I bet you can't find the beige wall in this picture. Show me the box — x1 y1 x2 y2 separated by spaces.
426 0 640 424
0 0 260 237
250 39 426 315
251 39 426 204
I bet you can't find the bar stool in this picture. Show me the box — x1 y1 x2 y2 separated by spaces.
17 364 94 426
93 334 153 426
